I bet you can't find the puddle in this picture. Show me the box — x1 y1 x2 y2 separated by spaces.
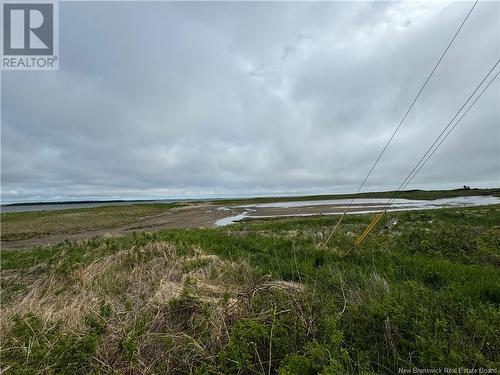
215 211 249 226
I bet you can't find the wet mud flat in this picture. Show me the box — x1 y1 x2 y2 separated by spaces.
214 196 500 226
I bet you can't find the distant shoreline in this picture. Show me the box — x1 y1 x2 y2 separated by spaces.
2 199 158 207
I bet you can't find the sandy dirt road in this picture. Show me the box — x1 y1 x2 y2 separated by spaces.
0 204 238 250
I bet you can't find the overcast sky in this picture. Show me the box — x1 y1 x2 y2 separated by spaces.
1 1 499 203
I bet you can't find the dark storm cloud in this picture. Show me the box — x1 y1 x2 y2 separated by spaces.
1 1 499 202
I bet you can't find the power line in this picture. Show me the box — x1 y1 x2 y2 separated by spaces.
399 68 500 193
322 0 479 246
347 58 500 253
390 57 500 201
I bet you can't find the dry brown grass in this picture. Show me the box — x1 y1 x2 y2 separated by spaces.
2 242 233 330
1 241 304 374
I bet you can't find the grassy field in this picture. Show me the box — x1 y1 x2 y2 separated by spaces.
0 203 181 242
1 204 499 374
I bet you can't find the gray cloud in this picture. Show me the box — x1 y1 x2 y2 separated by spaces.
1 1 499 202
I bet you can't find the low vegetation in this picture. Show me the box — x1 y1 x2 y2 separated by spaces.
1 205 499 373
0 203 181 242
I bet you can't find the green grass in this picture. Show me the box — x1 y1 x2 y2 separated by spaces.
0 203 181 241
1 205 499 374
